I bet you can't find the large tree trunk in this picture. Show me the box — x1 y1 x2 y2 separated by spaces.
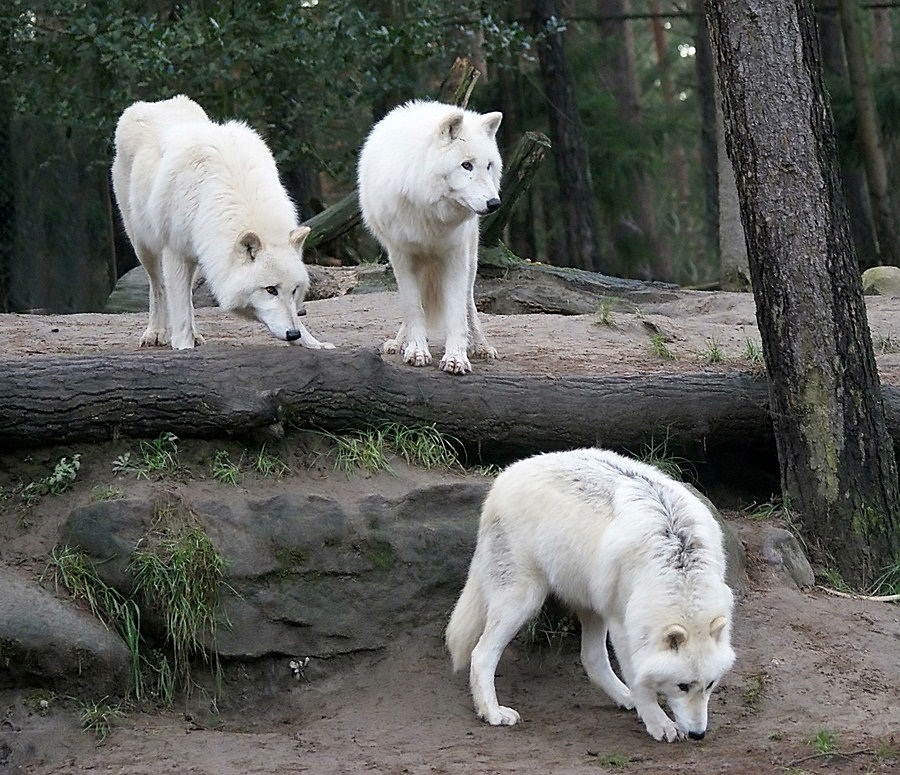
705 0 900 588
532 0 602 272
838 0 900 267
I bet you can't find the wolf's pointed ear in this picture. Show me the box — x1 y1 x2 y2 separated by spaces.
239 231 262 260
439 111 465 142
290 226 311 251
709 616 728 642
482 112 502 139
663 624 688 651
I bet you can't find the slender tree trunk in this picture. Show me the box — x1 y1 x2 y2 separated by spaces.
691 0 719 260
705 0 900 588
532 0 602 271
596 0 672 280
817 2 878 267
871 8 894 69
839 0 900 266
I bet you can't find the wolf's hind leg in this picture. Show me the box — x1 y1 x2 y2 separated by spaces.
469 583 545 726
578 610 634 709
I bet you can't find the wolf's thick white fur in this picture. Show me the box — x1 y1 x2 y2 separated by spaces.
111 95 332 350
357 100 502 374
446 448 735 742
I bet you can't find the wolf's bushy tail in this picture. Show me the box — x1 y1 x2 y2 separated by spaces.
445 574 486 672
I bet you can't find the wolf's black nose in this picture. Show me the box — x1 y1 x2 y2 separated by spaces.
486 198 501 212
286 329 302 341
688 731 705 741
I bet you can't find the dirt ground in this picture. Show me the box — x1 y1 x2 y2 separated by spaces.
1 289 899 774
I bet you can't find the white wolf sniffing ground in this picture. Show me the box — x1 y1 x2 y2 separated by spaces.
445 448 735 742
111 95 333 351
357 100 502 374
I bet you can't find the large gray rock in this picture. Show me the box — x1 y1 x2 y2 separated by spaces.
760 526 815 588
62 482 489 660
686 485 749 596
862 265 900 297
0 562 131 696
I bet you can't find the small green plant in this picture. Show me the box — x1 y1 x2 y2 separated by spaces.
742 673 767 710
703 338 724 364
25 689 56 716
807 729 837 756
521 601 578 651
743 339 764 366
874 737 898 762
129 500 228 698
113 432 182 479
595 297 617 327
875 333 900 355
743 498 786 521
210 450 240 486
253 445 289 478
472 463 502 478
649 332 676 360
78 698 123 741
597 753 631 769
20 454 81 506
819 567 851 593
91 484 123 502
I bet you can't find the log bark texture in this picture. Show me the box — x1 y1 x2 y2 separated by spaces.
3 347 900 460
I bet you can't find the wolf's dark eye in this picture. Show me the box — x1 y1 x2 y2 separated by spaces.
265 286 278 296
677 683 690 693
461 161 473 171
706 681 714 690
487 161 493 170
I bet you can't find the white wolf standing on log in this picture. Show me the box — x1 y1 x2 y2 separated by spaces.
446 448 736 742
357 100 502 374
111 95 333 351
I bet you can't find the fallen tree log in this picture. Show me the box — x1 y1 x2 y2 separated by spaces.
3 346 897 464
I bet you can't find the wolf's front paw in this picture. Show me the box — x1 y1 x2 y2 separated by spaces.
140 329 169 347
192 332 205 347
612 688 635 710
644 715 681 743
382 338 401 355
403 342 432 367
440 351 472 374
470 343 498 360
481 705 521 726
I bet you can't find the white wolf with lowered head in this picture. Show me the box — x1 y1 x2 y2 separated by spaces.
357 100 502 374
445 448 735 742
111 95 333 350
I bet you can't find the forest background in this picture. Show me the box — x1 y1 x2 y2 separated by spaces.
0 0 897 313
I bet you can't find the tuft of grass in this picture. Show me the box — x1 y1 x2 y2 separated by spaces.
253 445 289 479
807 729 837 756
210 450 240 486
325 423 460 474
648 332 676 360
113 432 183 479
472 463 502 478
637 435 689 482
21 454 81 506
743 339 764 366
703 338 724 364
25 689 56 716
45 546 143 695
597 753 631 769
129 500 228 699
595 297 617 327
871 561 900 597
875 737 898 762
78 698 124 742
382 422 460 470
742 673 767 710
819 567 852 593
